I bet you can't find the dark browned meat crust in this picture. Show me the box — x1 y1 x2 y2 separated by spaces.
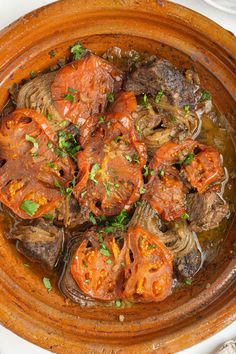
187 191 229 232
124 56 199 108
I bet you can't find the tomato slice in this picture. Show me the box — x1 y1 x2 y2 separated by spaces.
183 146 224 194
144 166 186 221
71 226 173 302
123 226 173 302
0 109 74 219
149 138 224 193
51 53 123 125
109 91 137 114
73 114 147 216
71 234 126 300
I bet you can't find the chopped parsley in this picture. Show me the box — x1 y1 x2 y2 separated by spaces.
84 279 90 284
158 170 165 178
68 87 77 94
142 165 149 178
155 89 164 103
89 163 100 184
148 244 157 249
100 248 111 257
184 153 194 166
59 120 68 128
132 152 140 163
54 180 65 195
183 105 190 115
43 277 52 292
184 278 192 285
106 259 113 265
47 113 53 121
171 115 177 123
81 191 87 198
103 209 130 234
70 41 86 60
25 134 39 155
48 49 56 58
29 70 37 79
182 212 189 220
200 90 211 102
103 181 111 196
43 214 54 221
150 170 155 176
57 131 80 160
89 213 97 225
107 92 114 103
98 116 106 124
20 200 40 217
125 155 132 163
64 93 76 103
47 141 53 149
139 186 146 194
114 135 122 143
115 299 122 308
141 93 149 108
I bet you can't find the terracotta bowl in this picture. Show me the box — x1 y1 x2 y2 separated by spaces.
0 1 236 353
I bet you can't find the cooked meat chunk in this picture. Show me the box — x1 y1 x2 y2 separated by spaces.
8 220 63 269
17 72 67 131
124 56 198 108
187 191 229 232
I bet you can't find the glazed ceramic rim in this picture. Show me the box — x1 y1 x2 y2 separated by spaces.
0 1 235 353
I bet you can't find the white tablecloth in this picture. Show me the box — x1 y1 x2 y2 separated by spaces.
0 1 235 353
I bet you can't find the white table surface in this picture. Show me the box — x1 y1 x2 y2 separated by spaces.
0 0 235 353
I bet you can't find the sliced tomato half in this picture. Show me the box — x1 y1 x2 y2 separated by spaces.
71 226 173 302
51 53 123 125
144 166 186 221
0 109 74 219
73 113 147 216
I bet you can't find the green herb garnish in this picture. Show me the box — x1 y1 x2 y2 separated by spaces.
155 89 164 103
25 134 39 154
70 41 86 60
142 165 149 178
89 163 100 184
106 259 113 265
54 180 65 195
183 105 190 114
47 141 53 149
200 90 211 102
158 170 165 178
43 277 52 292
115 299 122 308
181 212 189 220
20 200 40 217
64 93 76 103
49 49 56 58
184 278 192 285
89 213 97 225
139 186 146 195
81 191 87 198
184 153 194 166
114 135 122 143
100 248 111 257
125 155 132 163
141 93 149 108
43 214 54 221
68 87 77 94
30 70 37 79
47 113 53 121
103 181 111 196
107 92 114 103
98 116 106 124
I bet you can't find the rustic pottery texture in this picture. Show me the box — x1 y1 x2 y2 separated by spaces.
0 0 235 353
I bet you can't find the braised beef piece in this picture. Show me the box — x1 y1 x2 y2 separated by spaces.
187 191 229 232
7 219 63 269
124 56 199 108
55 197 90 230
